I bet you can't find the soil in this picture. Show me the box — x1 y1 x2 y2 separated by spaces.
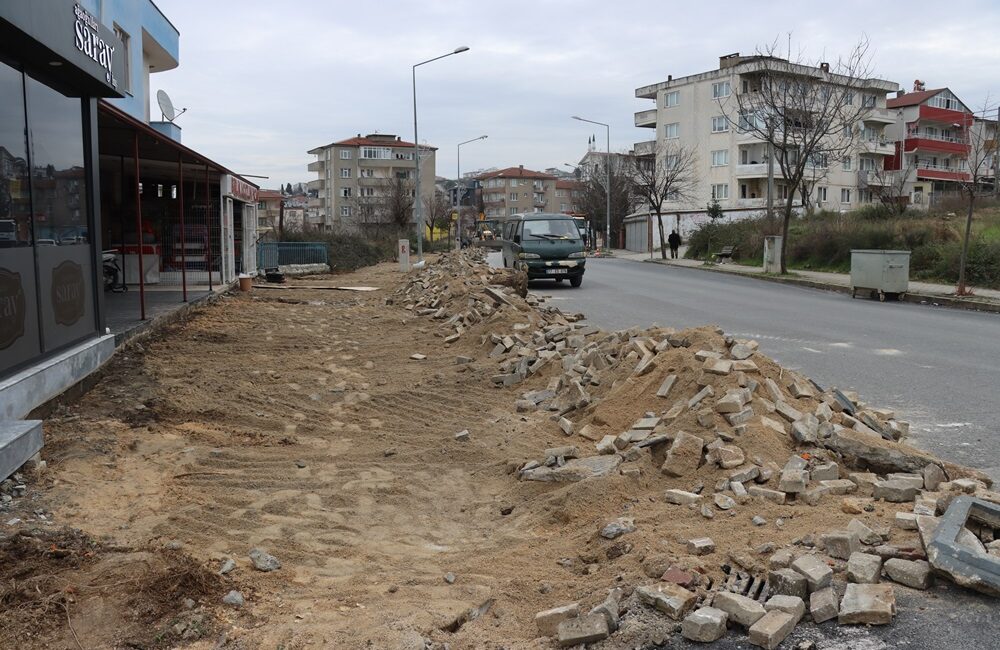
3 256 977 649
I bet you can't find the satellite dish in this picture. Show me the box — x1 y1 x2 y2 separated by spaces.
156 89 187 123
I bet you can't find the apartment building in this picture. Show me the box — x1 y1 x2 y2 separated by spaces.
555 179 584 215
306 134 436 232
633 53 899 216
884 85 983 206
480 166 559 218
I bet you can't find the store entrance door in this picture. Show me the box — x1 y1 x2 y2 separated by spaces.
222 197 234 283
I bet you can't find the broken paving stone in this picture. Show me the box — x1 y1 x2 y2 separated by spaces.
596 435 618 455
769 568 808 600
687 537 716 555
716 445 745 469
558 417 574 435
687 385 715 409
454 429 470 442
749 609 797 650
660 432 704 477
873 479 919 503
219 558 236 575
821 530 861 560
775 401 803 423
778 469 808 494
838 583 895 625
249 548 280 572
409 353 427 361
923 463 946 491
557 613 609 646
749 486 786 505
847 518 883 545
600 517 636 540
665 489 702 505
712 591 766 628
636 583 698 620
714 493 736 511
725 407 755 426
809 587 838 623
847 552 883 584
887 472 925 490
535 603 580 637
681 606 728 643
895 512 919 530
791 554 832 592
657 374 678 398
883 558 932 590
521 455 621 482
818 479 858 495
752 515 767 527
700 504 715 519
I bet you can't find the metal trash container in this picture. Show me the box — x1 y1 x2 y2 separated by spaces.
850 249 910 301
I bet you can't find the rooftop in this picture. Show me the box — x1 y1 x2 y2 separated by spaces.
479 166 556 180
308 133 437 153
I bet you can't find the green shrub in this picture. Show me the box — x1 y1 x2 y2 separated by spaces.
279 229 395 272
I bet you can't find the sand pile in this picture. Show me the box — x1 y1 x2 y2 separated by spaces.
400 250 1000 648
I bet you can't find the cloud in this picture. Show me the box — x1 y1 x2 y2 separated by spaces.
152 0 1000 188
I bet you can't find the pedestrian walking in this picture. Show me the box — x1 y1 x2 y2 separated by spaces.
667 230 681 259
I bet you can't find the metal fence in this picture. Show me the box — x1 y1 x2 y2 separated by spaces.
257 242 329 269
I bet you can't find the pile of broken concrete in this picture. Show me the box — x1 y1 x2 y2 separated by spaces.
400 250 1000 648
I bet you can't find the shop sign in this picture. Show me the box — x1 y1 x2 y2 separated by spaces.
0 268 26 350
72 4 118 90
50 261 85 326
221 174 259 204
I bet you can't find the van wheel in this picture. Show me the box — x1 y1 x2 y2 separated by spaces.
570 276 583 288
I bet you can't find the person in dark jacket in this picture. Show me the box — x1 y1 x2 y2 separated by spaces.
667 230 682 259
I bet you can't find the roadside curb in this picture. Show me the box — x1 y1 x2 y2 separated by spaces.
638 258 1000 315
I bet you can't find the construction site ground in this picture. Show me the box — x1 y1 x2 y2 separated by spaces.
4 258 999 649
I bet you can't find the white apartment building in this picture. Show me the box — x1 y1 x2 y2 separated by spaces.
306 133 436 232
633 53 900 218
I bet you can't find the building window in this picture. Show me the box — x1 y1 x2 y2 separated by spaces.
340 149 352 159
842 156 852 171
711 116 729 133
361 146 391 159
340 168 351 178
509 192 518 201
859 157 876 171
360 168 374 178
509 207 518 215
711 150 729 166
340 206 351 217
664 122 679 139
841 188 851 203
711 184 729 200
712 81 731 98
556 189 566 197
395 170 411 180
863 94 877 108
395 151 415 160
860 189 873 202
928 91 961 111
360 187 375 197
340 187 352 198
817 186 827 203
113 25 132 93
664 90 679 107
560 203 567 211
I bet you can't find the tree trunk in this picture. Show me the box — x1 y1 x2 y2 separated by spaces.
656 212 667 260
957 192 975 295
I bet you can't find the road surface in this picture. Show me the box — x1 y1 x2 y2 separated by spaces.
490 253 1000 483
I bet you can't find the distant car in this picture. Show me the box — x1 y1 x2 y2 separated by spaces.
500 213 586 287
0 219 15 247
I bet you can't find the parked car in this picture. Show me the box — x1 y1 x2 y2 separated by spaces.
500 213 586 287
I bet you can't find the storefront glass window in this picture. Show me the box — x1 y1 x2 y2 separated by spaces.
0 61 41 375
26 75 96 353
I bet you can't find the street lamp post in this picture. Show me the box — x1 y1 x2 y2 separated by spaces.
572 116 611 251
563 162 594 251
412 46 470 261
457 134 488 249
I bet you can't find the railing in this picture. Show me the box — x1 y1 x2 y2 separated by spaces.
916 161 967 172
257 242 329 270
907 130 966 144
634 140 656 156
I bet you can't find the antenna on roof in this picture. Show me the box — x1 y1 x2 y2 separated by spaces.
156 89 188 123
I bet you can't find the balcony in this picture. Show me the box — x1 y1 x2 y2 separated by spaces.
307 160 325 172
904 131 969 155
635 109 657 128
735 197 766 208
862 108 895 124
915 160 970 182
634 140 656 156
735 163 781 178
860 138 896 156
306 178 325 191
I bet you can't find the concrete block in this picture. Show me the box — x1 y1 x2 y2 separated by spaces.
635 583 697 620
536 602 579 636
557 613 609 646
887 472 925 490
873 479 919 503
818 479 858 495
725 407 755 426
838 584 895 625
664 489 702 505
884 558 932 590
712 591 766 628
847 552 882 584
791 554 833 592
821 530 861 560
775 401 803 423
764 594 806 624
895 512 919 530
660 432 704 477
681 606 728 643
811 462 840 481
923 463 946 491
809 587 838 623
847 518 883 545
749 486 786 505
687 385 715 409
656 374 677 398
779 469 808 494
0 420 43 482
769 568 808 600
748 610 797 649
687 537 715 555
848 472 879 494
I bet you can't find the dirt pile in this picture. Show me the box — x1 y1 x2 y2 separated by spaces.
401 249 1000 648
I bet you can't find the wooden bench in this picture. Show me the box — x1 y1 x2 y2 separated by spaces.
714 245 738 263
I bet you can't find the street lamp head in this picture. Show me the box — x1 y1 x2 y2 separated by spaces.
480 135 488 140
571 115 582 121
454 46 470 54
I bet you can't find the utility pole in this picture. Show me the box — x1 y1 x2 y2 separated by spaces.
766 141 774 220
571 116 611 250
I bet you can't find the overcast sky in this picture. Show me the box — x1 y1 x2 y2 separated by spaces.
153 0 999 190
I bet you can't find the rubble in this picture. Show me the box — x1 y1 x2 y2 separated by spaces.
681 606 728 642
838 584 895 625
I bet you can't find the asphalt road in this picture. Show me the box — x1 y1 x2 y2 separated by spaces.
506 254 1000 484
488 252 1000 648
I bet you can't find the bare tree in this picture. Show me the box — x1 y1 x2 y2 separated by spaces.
383 177 415 239
629 142 698 259
718 37 889 272
865 159 916 215
577 152 642 247
424 190 452 243
956 100 997 295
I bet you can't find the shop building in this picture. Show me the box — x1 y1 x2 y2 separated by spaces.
1 1 259 480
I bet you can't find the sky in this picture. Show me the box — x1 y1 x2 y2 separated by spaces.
153 0 1000 190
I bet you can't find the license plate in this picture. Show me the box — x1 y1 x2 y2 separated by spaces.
546 268 568 274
